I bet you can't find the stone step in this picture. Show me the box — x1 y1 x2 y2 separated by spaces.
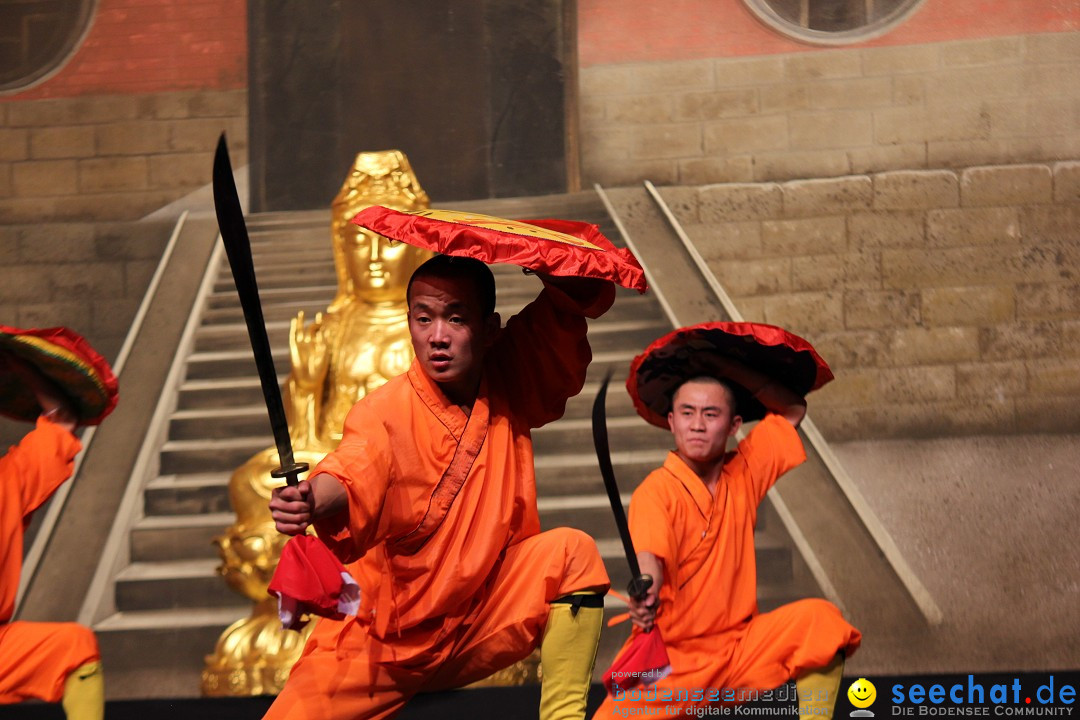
144 473 233 517
205 284 338 309
93 606 251 700
168 404 274 440
130 512 234 562
190 316 669 355
535 450 667 497
111 536 790 619
199 300 333 327
213 269 337 294
216 255 332 276
532 416 671 457
160 436 272 475
115 559 237 613
563 381 641 422
154 429 666 502
175 376 285 411
149 410 668 515
197 291 658 331
134 483 704 565
170 352 645 438
157 429 662 478
185 300 657 382
210 255 638 298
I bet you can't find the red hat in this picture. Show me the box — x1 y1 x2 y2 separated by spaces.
351 205 648 293
628 321 833 428
0 325 119 425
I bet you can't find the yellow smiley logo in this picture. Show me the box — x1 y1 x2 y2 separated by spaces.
848 678 877 708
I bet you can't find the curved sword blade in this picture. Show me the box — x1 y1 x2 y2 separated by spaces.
212 133 306 485
592 371 652 600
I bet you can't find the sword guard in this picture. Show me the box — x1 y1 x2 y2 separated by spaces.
627 574 653 602
271 462 310 487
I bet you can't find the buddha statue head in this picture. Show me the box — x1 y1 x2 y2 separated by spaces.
330 151 432 307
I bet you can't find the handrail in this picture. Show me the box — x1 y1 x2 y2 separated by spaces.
15 211 190 615
77 235 225 626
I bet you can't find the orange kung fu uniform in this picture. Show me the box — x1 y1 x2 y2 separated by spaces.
265 279 616 720
594 414 861 717
0 418 100 706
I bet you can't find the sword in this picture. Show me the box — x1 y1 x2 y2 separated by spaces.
212 133 307 487
592 371 653 603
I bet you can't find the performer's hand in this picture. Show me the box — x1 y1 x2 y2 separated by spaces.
629 551 664 632
270 479 316 535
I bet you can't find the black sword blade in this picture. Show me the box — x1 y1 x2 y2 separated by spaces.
212 133 306 486
592 371 652 601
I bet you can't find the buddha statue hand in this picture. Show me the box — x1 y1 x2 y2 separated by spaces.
289 311 330 391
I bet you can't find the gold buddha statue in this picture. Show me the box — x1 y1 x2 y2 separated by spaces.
202 150 432 696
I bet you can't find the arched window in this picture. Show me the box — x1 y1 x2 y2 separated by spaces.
0 0 96 94
743 0 924 45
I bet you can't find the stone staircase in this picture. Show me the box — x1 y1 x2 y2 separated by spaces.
93 192 819 699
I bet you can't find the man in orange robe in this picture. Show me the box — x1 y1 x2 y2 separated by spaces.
0 356 104 720
594 361 861 719
268 255 613 720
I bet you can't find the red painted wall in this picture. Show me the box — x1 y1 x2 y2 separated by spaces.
4 0 246 100
579 0 1080 66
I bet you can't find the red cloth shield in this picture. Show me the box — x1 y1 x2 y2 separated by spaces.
628 321 833 428
603 628 672 696
267 535 360 631
0 324 119 425
350 205 648 293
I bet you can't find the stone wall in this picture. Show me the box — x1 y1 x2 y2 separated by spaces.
659 161 1080 440
0 219 173 359
0 218 174 447
0 89 247 223
580 33 1080 188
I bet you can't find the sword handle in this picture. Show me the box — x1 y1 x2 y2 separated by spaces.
271 461 310 488
627 573 653 602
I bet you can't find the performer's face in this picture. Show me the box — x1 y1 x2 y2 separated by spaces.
407 274 500 402
668 380 742 465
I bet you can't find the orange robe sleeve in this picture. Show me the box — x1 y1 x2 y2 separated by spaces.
492 277 615 429
735 413 807 505
311 403 395 564
627 475 678 571
1 418 81 623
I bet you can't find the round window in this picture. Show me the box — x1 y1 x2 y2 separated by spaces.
0 0 96 94
743 0 925 45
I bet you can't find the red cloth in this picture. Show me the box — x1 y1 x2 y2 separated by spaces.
351 205 648 292
0 324 119 425
268 535 360 630
628 321 833 428
602 628 671 696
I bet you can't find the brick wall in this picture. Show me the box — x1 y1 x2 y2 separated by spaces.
0 0 247 223
580 33 1080 187
579 0 1079 66
658 161 1080 440
7 0 245 99
0 89 246 223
